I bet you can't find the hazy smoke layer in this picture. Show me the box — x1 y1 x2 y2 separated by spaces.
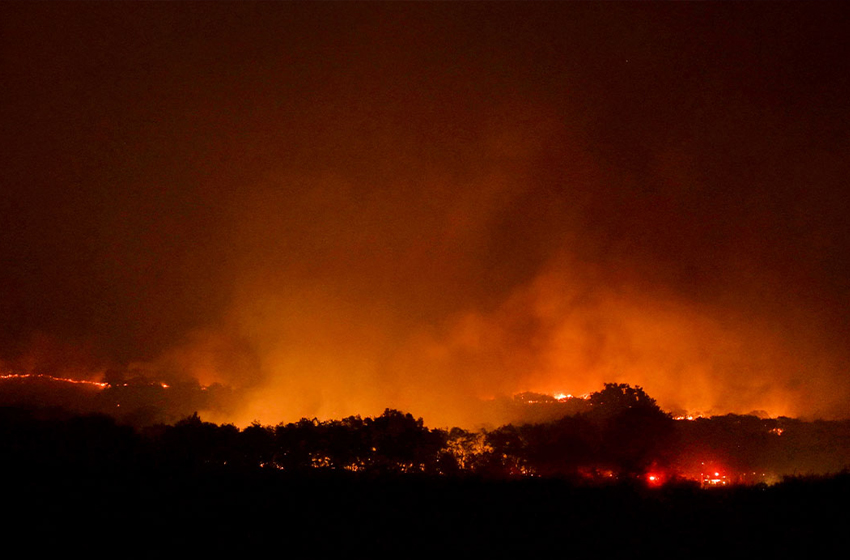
2 3 848 427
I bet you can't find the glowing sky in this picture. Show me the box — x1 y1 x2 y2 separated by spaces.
2 2 849 427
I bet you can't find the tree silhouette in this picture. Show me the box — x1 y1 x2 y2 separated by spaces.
521 414 599 477
481 424 527 477
585 384 674 475
366 409 445 473
586 383 662 422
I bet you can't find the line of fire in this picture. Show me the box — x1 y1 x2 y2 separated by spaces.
2 374 848 487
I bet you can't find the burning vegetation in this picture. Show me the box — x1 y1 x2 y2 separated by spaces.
2 378 848 485
0 370 237 426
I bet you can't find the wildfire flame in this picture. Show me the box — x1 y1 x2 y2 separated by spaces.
552 392 590 401
0 373 178 391
0 373 108 389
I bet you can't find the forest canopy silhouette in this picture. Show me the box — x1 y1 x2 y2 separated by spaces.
4 382 848 483
4 382 849 555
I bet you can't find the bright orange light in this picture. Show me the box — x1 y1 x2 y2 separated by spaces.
646 472 665 487
0 373 108 389
701 469 729 486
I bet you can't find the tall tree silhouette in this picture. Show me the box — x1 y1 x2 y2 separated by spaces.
586 384 675 475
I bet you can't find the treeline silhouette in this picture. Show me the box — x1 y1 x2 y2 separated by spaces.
3 383 850 555
3 383 850 481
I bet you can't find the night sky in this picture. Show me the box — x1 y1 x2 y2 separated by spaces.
2 2 849 427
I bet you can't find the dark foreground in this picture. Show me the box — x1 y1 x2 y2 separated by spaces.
5 466 848 558
2 401 849 557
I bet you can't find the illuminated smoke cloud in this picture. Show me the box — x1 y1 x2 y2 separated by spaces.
1 4 848 427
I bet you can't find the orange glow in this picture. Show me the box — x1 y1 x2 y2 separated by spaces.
0 373 108 389
217 254 821 428
0 372 191 392
698 464 731 487
2 3 849 432
646 473 665 487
